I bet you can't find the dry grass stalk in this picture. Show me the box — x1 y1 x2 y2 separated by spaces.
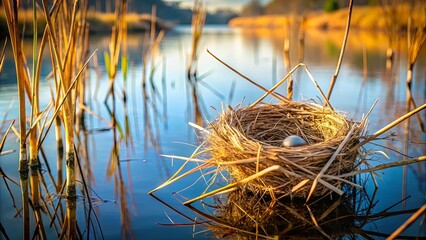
379 0 404 70
387 204 426 240
207 49 288 103
28 2 49 237
283 21 292 99
40 0 94 236
0 38 6 73
325 0 354 101
0 121 14 155
1 0 32 237
361 103 426 145
405 1 426 132
187 0 206 79
249 63 332 110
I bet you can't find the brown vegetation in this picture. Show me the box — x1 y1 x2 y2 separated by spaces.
229 4 420 31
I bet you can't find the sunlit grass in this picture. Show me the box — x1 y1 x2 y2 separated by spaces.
0 7 169 37
229 4 421 31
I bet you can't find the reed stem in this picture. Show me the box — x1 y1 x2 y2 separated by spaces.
325 0 354 101
1 0 31 238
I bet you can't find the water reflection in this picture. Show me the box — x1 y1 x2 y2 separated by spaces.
152 185 423 239
0 25 425 239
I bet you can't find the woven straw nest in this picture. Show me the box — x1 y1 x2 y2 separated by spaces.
205 100 364 199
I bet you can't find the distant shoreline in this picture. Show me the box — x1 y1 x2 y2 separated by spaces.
228 5 420 32
0 10 174 38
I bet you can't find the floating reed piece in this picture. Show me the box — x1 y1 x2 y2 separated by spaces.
202 101 363 199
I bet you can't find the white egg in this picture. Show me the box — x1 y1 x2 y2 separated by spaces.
282 135 307 147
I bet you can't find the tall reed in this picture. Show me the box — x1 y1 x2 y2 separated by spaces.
139 6 165 152
104 0 126 173
283 21 292 99
28 1 49 237
1 1 32 238
379 0 403 70
103 0 135 237
402 0 426 205
406 2 426 100
325 0 354 101
187 0 206 80
41 0 92 236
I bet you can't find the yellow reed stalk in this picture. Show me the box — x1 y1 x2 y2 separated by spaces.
362 103 426 145
249 63 333 111
28 2 48 237
41 0 94 236
325 0 354 101
387 204 426 240
283 21 292 99
187 0 206 79
336 156 426 178
380 0 403 71
207 49 288 102
184 165 343 205
104 0 127 180
0 121 15 155
1 0 32 238
405 2 426 132
0 38 6 73
306 124 358 202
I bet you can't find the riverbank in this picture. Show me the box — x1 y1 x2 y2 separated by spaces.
229 4 420 31
0 9 174 38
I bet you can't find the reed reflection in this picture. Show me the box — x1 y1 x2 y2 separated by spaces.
151 185 424 239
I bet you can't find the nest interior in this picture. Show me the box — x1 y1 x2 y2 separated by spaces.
206 101 363 198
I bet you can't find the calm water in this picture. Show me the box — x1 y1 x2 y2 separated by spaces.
1 25 425 239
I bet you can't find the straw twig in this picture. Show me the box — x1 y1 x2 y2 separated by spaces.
336 156 426 178
306 124 358 202
207 49 288 102
362 103 426 145
249 63 333 111
386 204 426 240
325 0 354 101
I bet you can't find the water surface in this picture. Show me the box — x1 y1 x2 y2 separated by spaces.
0 25 425 239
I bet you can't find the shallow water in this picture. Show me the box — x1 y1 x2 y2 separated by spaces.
0 25 425 239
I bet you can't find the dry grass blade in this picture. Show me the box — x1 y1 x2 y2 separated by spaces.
37 50 98 149
2 1 31 238
0 38 6 73
184 164 344 205
187 0 206 78
325 0 354 101
305 205 332 240
150 162 212 194
386 204 426 240
249 63 333 111
149 141 207 194
337 156 426 178
362 103 426 145
306 124 358 202
207 49 288 102
0 120 15 154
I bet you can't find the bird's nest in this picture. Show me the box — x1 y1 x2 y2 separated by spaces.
203 100 365 200
150 62 424 204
